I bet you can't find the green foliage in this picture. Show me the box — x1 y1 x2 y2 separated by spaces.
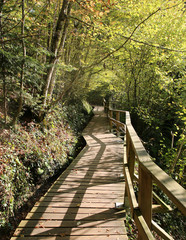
63 99 93 133
0 101 92 229
125 213 138 240
0 1 185 239
153 210 186 240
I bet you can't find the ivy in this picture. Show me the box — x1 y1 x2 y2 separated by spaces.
0 101 92 230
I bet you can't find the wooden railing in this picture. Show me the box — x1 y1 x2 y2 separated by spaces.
103 102 186 240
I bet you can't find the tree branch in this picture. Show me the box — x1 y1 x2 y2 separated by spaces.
120 35 186 53
161 1 183 11
2 1 49 36
88 8 161 67
69 15 94 27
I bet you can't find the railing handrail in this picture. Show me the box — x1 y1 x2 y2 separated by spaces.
126 112 186 214
105 104 186 240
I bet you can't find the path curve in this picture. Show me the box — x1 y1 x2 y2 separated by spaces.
11 106 128 240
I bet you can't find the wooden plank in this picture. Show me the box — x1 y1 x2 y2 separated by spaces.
47 189 123 195
47 187 124 192
68 165 123 168
34 201 118 209
152 220 174 240
133 209 155 240
53 180 124 185
39 196 124 203
58 177 123 182
49 184 124 190
18 219 125 228
48 187 124 192
152 191 172 211
61 172 123 178
44 192 124 199
14 227 126 236
30 206 121 214
25 211 125 221
11 235 128 240
123 166 138 216
69 162 123 166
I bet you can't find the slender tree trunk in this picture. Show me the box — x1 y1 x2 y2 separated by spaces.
2 58 7 124
49 68 81 109
84 29 94 63
147 74 154 106
126 80 131 108
12 0 26 125
0 0 7 124
42 0 70 107
65 34 74 65
47 2 71 102
170 133 185 174
47 3 51 51
133 77 137 106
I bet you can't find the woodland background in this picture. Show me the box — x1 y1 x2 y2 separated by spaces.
0 0 185 239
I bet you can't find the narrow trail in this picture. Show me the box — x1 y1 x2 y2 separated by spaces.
11 106 128 240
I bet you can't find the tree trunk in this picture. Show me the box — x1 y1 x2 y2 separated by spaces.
126 80 131 108
2 58 7 124
12 0 26 125
0 0 7 124
47 2 71 102
42 0 70 107
170 133 185 174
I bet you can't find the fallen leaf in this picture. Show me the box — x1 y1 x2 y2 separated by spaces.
60 233 67 237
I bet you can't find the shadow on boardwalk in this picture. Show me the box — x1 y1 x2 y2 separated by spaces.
11 106 128 240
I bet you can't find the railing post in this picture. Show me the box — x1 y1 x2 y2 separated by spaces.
126 128 135 181
116 111 120 121
109 110 113 132
116 111 120 136
138 163 152 239
124 127 136 208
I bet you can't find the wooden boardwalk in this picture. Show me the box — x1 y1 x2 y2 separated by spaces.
11 106 128 240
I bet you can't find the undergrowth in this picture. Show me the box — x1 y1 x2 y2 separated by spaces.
0 100 93 234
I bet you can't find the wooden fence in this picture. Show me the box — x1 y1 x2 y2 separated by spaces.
103 101 186 240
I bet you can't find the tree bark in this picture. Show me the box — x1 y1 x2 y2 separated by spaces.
42 0 71 107
0 0 7 124
47 2 71 102
12 0 26 125
170 133 185 174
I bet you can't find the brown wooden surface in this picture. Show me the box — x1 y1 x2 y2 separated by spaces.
11 106 128 240
109 107 186 239
138 164 152 229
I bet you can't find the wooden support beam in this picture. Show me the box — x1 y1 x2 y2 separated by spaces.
138 163 152 229
152 220 174 240
123 166 138 217
134 209 155 240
